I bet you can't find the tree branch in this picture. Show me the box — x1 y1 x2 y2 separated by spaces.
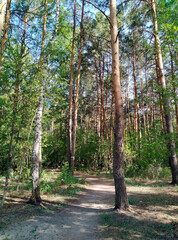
140 0 152 6
142 28 156 38
85 0 112 26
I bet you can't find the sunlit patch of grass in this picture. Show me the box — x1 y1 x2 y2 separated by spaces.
99 176 177 239
125 178 171 188
100 212 174 240
125 179 145 187
0 169 87 230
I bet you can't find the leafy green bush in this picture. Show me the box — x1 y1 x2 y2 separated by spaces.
42 134 67 168
59 163 77 185
125 122 171 179
57 163 86 186
40 181 53 194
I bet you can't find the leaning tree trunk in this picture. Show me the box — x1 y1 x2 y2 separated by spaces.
110 0 129 210
71 0 84 175
29 0 48 205
151 0 178 184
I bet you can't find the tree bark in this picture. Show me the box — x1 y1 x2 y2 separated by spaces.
95 59 101 137
0 0 11 64
68 0 76 169
110 90 114 164
169 47 178 135
132 35 142 147
140 77 146 135
103 57 109 139
150 77 154 128
145 54 150 131
125 73 129 141
151 0 178 184
110 0 129 210
98 57 104 136
132 40 138 133
155 56 167 133
29 0 48 205
71 0 84 174
0 0 7 37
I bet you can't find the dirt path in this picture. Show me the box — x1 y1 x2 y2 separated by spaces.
0 175 115 240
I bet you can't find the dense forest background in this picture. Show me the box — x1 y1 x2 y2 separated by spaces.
0 0 177 207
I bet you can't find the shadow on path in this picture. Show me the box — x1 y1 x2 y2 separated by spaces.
0 175 115 240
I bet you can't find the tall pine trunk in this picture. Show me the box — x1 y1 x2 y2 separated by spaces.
151 0 178 184
110 0 129 210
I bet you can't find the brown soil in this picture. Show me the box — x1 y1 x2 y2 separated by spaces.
0 173 178 240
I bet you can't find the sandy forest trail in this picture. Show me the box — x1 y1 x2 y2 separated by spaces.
0 175 115 240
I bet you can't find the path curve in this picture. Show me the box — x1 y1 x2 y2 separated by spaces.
0 175 115 240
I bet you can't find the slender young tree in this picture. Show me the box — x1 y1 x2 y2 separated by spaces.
155 55 166 133
95 57 101 137
68 0 77 169
110 0 129 210
71 0 84 174
144 54 150 131
29 0 48 205
140 77 146 135
169 47 178 135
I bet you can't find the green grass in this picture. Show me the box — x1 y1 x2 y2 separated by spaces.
125 178 171 188
100 213 174 240
61 186 83 197
0 168 87 231
128 197 138 205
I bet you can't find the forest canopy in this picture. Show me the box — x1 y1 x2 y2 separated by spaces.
0 0 177 208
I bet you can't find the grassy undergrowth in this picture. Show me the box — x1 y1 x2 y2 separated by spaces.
99 171 178 240
0 165 87 229
97 166 172 182
100 212 175 240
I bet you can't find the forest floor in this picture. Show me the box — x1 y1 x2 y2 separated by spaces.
0 172 178 240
